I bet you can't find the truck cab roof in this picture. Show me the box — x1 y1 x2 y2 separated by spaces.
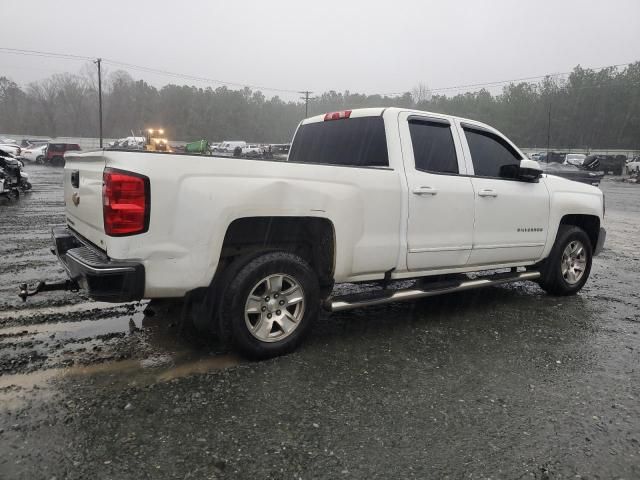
301 107 503 136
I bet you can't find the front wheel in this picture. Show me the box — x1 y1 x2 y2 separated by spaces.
218 251 320 359
538 226 593 296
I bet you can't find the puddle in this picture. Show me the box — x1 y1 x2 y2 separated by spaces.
0 312 144 342
0 301 141 321
0 352 242 411
0 299 242 411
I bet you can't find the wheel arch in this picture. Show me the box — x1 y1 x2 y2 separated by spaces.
559 214 600 250
218 216 336 292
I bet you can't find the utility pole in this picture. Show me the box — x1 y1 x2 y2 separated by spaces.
299 91 312 118
95 58 103 148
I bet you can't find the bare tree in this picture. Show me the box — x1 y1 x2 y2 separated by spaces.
411 82 432 104
28 78 60 136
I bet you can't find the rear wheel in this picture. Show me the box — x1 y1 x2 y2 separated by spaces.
218 251 319 359
538 226 592 296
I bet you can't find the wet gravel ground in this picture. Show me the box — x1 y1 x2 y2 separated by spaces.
1 164 639 479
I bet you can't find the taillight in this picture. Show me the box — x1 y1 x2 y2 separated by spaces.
324 110 352 121
103 168 150 236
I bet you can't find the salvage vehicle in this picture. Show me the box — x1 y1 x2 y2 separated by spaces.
43 142 81 166
625 156 640 175
110 137 145 150
0 152 31 195
20 144 47 163
0 168 20 200
540 159 604 186
0 142 21 157
596 154 626 175
564 153 587 167
22 108 606 359
214 140 247 153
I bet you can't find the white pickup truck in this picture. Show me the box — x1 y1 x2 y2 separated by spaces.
24 107 606 358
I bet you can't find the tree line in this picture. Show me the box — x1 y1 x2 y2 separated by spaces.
0 63 638 148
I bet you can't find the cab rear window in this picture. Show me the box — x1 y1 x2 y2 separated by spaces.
288 117 389 168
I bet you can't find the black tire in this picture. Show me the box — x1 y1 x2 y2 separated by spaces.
538 225 593 296
218 251 319 359
20 181 32 191
51 156 65 167
36 155 44 164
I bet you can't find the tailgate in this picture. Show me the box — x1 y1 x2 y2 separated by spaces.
64 151 107 249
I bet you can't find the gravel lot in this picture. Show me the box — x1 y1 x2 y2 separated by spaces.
1 164 639 479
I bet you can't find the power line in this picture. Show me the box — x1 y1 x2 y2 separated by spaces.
0 47 93 61
1 47 637 98
375 61 636 97
101 58 302 94
0 47 302 94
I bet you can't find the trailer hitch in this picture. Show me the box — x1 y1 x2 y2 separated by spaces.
18 279 80 302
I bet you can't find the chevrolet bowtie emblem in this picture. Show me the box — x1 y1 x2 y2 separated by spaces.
72 192 80 207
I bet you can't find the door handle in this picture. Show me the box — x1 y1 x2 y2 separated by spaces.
412 186 438 196
478 188 498 197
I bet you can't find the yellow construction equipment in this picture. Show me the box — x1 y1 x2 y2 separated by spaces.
144 128 171 152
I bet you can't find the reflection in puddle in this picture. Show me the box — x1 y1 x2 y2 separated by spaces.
0 313 144 341
0 300 242 411
0 301 141 321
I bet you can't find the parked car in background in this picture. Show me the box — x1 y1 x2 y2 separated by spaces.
564 153 587 167
541 161 604 186
240 144 265 157
0 143 21 157
596 154 626 175
43 143 81 166
0 149 31 194
21 144 47 163
20 139 49 148
215 141 247 153
110 137 145 150
626 156 640 174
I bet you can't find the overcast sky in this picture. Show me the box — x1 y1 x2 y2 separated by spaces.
1 0 639 100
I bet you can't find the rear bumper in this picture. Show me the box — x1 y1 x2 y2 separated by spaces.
52 226 145 302
594 227 606 256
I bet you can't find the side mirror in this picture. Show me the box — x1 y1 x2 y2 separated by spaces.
519 159 543 182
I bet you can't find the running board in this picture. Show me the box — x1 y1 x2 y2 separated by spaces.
324 271 541 312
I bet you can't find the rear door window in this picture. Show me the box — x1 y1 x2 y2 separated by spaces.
464 128 522 179
288 116 388 167
409 119 458 174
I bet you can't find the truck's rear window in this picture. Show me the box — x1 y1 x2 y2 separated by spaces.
288 117 389 167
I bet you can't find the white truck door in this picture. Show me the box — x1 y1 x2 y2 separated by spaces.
458 123 550 265
399 112 475 270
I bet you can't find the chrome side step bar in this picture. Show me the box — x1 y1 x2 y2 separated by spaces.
324 271 541 313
